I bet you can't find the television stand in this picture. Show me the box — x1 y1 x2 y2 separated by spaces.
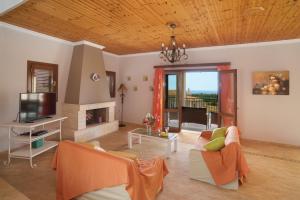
0 116 67 168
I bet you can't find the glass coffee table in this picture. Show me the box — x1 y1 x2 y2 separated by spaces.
128 128 178 158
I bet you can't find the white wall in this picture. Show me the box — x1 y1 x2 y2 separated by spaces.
0 24 73 151
118 42 300 146
1 21 299 148
0 24 120 151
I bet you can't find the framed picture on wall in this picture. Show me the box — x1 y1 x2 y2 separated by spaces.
252 71 289 95
106 71 116 98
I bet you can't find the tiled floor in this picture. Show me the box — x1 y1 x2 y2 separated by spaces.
1 123 300 200
0 177 30 200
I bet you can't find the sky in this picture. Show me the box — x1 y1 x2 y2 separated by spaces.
168 72 218 92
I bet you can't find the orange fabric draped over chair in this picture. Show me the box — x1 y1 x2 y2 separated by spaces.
217 65 235 126
201 142 249 186
152 68 164 130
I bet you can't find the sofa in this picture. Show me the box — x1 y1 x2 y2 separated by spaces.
52 141 168 200
189 126 248 190
76 184 130 200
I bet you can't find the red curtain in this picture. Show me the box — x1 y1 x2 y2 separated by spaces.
152 68 164 130
217 65 235 126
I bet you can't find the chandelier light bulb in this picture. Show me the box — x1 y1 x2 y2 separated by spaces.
183 44 186 48
159 52 164 59
161 43 165 47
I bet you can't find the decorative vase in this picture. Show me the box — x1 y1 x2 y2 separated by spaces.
146 125 152 135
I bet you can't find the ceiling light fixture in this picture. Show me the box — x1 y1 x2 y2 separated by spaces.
160 23 188 63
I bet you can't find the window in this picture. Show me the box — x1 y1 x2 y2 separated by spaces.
27 61 58 100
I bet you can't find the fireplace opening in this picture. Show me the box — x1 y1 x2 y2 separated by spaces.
86 108 108 126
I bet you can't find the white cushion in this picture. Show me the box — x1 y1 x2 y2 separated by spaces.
195 137 210 151
225 126 240 146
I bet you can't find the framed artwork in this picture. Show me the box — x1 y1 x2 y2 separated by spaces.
252 71 289 95
106 71 116 98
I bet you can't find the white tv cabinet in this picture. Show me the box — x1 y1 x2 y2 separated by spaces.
0 116 67 168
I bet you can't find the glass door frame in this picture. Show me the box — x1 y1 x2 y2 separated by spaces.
218 69 238 126
163 69 220 132
163 71 183 132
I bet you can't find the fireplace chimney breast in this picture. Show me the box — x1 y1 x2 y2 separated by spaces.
65 44 111 104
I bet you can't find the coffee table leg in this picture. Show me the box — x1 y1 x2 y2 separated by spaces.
139 135 142 144
166 141 171 158
128 134 132 149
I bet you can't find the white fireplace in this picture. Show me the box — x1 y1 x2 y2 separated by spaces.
62 101 118 141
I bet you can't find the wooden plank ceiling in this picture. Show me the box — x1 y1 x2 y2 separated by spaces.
1 0 300 55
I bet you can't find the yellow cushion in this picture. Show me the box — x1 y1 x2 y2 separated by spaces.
108 151 138 161
210 127 227 140
78 141 106 152
204 137 225 151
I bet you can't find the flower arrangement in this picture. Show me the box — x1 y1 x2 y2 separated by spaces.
143 113 156 134
143 113 156 126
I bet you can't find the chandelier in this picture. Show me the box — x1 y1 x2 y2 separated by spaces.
160 23 188 63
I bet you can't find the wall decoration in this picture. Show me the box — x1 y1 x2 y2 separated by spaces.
127 76 131 81
149 86 154 91
133 86 138 91
252 71 289 95
90 73 101 82
143 75 148 81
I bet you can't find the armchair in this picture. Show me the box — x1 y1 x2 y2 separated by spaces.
189 126 248 190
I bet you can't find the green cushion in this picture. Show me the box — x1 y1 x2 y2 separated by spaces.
210 127 227 140
204 137 225 151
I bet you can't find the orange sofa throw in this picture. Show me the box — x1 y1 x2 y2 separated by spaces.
52 141 168 200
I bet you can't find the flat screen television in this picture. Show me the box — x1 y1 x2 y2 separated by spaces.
19 93 56 123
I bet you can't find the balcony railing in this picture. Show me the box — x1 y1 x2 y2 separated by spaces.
167 96 218 113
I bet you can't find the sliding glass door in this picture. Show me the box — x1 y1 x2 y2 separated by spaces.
161 68 237 132
163 72 182 132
